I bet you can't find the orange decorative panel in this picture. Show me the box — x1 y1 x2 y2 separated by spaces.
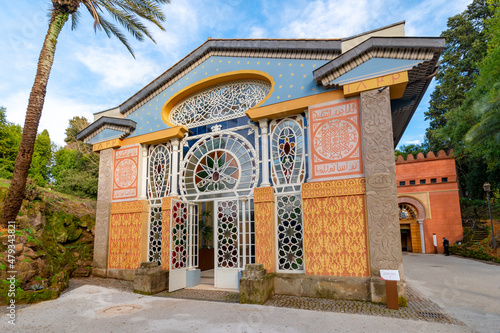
108 200 148 270
302 178 365 199
112 145 140 201
308 98 363 180
302 179 369 277
254 187 275 273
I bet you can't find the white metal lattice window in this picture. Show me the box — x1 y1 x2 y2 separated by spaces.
276 193 304 272
270 116 306 192
148 205 163 264
180 132 259 201
169 80 271 128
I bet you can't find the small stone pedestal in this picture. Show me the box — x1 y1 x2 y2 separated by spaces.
133 262 168 295
239 263 274 304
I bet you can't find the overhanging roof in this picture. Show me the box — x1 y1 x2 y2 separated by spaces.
76 116 136 143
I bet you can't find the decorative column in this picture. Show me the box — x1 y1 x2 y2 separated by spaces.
93 148 114 278
418 219 425 253
360 88 404 302
170 138 180 196
259 119 271 187
138 144 148 200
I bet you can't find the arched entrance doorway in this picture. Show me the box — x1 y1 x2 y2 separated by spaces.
398 203 422 253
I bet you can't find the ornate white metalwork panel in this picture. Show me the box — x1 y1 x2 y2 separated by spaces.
180 131 258 201
216 199 239 268
169 80 271 128
171 200 188 269
270 116 306 191
276 193 304 272
148 205 163 263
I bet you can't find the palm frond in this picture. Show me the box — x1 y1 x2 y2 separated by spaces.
81 0 169 56
71 10 81 30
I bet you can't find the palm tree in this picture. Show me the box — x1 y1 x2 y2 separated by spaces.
0 0 170 227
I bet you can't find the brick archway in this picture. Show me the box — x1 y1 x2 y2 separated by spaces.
398 196 427 220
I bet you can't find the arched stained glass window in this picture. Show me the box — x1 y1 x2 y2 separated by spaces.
169 80 271 128
270 116 306 188
180 132 258 201
148 143 171 203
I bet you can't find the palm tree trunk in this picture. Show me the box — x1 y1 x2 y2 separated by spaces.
0 10 69 227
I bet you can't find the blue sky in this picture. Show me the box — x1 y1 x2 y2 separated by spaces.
0 0 472 147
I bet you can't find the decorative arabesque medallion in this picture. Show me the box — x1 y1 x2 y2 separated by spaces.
195 150 239 192
169 80 271 128
276 194 304 271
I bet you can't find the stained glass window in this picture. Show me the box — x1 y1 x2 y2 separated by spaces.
169 80 271 128
148 205 162 263
270 116 306 188
171 201 188 269
180 132 258 201
276 194 304 272
148 143 171 204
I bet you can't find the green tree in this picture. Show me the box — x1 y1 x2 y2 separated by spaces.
0 107 22 179
424 0 495 151
29 129 53 187
1 0 170 227
52 116 99 198
394 142 430 159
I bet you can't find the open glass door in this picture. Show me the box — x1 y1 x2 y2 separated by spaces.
214 198 254 289
169 199 198 292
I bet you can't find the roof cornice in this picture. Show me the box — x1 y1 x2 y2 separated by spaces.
313 37 445 87
77 116 136 142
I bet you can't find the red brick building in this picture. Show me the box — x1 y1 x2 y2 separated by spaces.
396 150 463 254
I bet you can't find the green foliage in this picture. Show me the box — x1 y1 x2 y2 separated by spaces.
52 117 99 198
0 107 22 179
29 129 54 187
394 142 430 159
449 244 500 262
424 1 500 199
425 0 494 151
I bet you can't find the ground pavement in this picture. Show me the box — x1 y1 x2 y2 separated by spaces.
1 253 498 332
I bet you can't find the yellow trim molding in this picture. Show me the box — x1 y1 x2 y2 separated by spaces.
161 70 275 126
246 90 345 121
92 126 188 151
343 71 408 99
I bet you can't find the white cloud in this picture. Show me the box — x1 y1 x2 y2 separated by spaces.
278 0 386 38
76 47 160 90
4 91 102 146
403 140 422 145
248 26 267 39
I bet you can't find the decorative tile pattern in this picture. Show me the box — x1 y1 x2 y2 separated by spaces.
309 98 363 179
302 188 369 277
112 145 139 201
148 205 163 263
254 187 275 273
302 178 366 199
254 186 275 203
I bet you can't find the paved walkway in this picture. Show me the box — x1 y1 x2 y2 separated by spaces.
2 253 498 332
403 252 500 333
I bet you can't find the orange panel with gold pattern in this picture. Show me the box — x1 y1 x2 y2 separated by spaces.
108 200 148 270
112 145 140 201
254 187 275 273
302 178 369 277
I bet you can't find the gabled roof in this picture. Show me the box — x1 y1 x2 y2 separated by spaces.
118 38 342 116
76 116 136 143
